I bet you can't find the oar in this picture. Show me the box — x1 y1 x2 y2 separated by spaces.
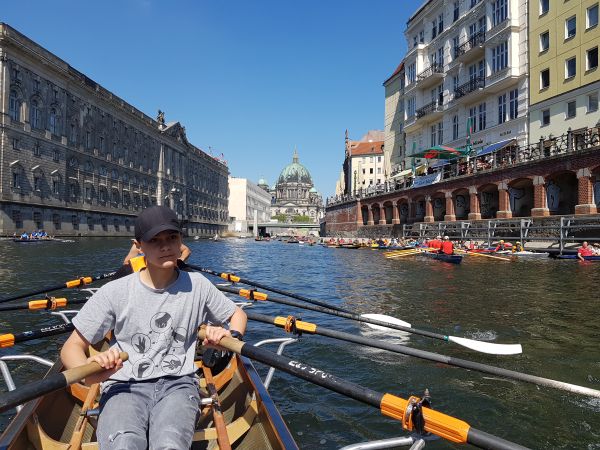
0 297 87 312
197 328 528 450
246 312 600 398
383 247 420 256
0 271 117 304
0 323 74 348
384 250 422 259
0 352 128 413
215 284 522 355
456 249 511 262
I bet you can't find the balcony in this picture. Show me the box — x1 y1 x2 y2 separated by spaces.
416 63 444 89
453 76 485 100
453 31 486 63
416 100 443 122
403 114 421 132
485 67 520 94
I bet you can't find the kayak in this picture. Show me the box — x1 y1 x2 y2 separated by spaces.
12 238 55 243
511 251 549 258
0 353 298 449
420 251 463 264
556 254 600 261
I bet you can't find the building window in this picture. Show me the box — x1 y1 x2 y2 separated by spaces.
566 100 577 119
33 142 41 157
509 89 519 119
587 47 598 71
407 97 416 117
565 57 576 79
86 131 92 149
540 31 549 53
540 69 550 89
12 210 22 229
452 115 459 139
431 124 437 146
540 0 549 15
30 99 41 129
369 168 373 174
541 109 550 126
492 0 508 26
469 106 477 132
70 124 77 144
587 4 599 29
437 122 443 144
99 136 105 153
9 90 21 122
12 171 20 188
432 19 438 39
12 138 19 150
72 215 79 231
453 75 459 93
407 64 416 84
34 175 41 192
478 102 487 131
419 30 424 43
565 16 577 39
48 108 59 135
85 186 92 201
454 1 459 21
492 41 508 72
498 93 507 124
588 93 599 112
438 13 444 34
53 148 60 162
52 179 60 195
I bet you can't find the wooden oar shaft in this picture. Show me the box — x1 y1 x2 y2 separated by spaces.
0 352 128 413
0 323 74 348
197 329 528 449
216 285 445 342
186 264 353 315
0 271 116 304
246 312 600 398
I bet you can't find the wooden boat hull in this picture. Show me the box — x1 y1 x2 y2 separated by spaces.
0 354 298 450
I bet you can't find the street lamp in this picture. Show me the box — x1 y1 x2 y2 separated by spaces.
353 170 357 196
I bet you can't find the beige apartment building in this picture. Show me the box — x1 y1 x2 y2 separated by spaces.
339 131 385 196
529 0 600 142
401 0 529 162
383 62 407 178
227 177 272 235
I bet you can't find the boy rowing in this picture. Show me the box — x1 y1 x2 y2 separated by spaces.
61 205 247 449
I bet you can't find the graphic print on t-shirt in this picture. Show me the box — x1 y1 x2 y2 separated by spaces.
130 311 187 378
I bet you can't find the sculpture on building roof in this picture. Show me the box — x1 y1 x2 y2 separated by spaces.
157 110 165 125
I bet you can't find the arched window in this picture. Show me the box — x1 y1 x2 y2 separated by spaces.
30 99 41 129
111 169 119 180
99 166 107 176
84 160 94 173
9 90 21 122
48 108 60 135
68 157 79 169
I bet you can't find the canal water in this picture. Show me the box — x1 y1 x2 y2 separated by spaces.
0 237 599 449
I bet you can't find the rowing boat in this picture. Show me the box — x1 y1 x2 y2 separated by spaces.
0 352 298 449
420 251 463 264
556 254 600 261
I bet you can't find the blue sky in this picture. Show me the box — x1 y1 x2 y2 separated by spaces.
2 1 412 197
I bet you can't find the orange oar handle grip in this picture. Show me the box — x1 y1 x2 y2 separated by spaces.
220 273 240 283
238 289 268 301
65 277 93 288
380 393 470 444
0 334 15 348
28 298 68 310
274 316 317 333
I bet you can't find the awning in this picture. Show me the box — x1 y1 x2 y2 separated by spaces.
430 159 452 169
390 168 413 179
476 139 516 157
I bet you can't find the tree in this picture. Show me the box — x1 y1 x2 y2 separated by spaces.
271 214 287 222
292 215 311 223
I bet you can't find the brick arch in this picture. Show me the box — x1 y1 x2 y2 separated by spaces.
592 167 600 210
396 198 410 224
452 188 470 220
546 170 577 215
478 183 499 219
382 200 394 224
508 178 534 218
360 204 369 225
412 195 426 222
431 191 446 221
370 203 381 225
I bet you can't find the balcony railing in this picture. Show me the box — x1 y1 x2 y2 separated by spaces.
454 76 485 99
416 100 443 118
417 63 444 82
454 31 486 59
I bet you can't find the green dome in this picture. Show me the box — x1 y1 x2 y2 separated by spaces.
258 177 268 186
309 187 318 193
277 150 313 185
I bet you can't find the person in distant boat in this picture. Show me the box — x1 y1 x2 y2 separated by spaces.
20 232 29 240
577 241 594 261
494 240 507 252
429 235 442 250
440 236 454 255
512 241 524 253
61 205 246 450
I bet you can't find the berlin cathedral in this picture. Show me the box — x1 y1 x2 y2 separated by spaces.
258 150 323 223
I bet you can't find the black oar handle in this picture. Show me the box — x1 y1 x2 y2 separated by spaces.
197 328 528 450
0 352 128 413
0 323 74 348
245 312 600 399
0 271 116 304
216 285 446 342
187 264 353 314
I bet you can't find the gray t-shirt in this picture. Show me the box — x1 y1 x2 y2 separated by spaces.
72 269 236 382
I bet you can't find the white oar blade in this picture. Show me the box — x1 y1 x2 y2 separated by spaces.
448 336 522 355
360 313 411 331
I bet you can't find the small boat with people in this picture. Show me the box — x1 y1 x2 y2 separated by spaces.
420 251 463 264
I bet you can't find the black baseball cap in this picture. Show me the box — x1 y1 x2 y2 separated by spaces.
135 206 181 242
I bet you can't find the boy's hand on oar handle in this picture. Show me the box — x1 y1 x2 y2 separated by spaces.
83 348 125 385
202 325 233 350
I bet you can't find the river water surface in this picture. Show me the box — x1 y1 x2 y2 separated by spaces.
0 237 599 449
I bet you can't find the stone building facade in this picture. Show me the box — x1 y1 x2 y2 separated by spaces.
228 177 272 234
0 23 228 237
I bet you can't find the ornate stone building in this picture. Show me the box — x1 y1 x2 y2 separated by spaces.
0 23 228 236
267 150 323 223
